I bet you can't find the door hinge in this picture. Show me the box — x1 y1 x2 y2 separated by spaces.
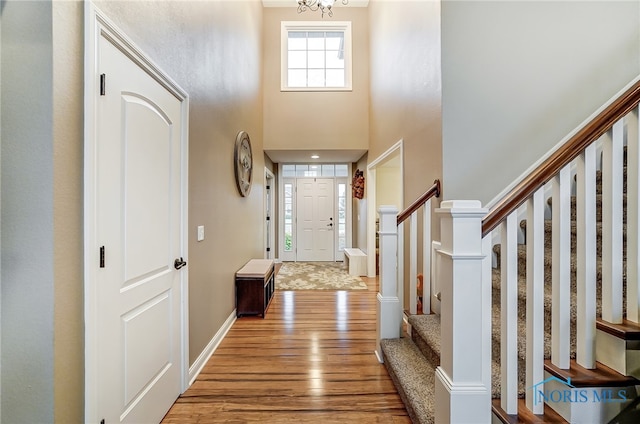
100 246 105 268
266 247 271 252
266 216 271 221
100 420 105 424
100 74 106 96
266 185 270 190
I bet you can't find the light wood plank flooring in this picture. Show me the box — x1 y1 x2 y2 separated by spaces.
162 274 411 423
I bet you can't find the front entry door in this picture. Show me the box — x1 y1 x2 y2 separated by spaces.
92 21 186 424
297 178 335 261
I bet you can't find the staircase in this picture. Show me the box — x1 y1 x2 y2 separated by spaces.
376 79 640 423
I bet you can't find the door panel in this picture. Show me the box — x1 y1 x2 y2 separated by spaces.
123 95 173 285
123 292 172 405
96 33 183 424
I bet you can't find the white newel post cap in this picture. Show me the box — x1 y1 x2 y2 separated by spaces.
436 200 487 255
378 205 399 231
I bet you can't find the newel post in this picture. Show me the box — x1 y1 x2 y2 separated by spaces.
375 205 401 363
434 200 491 423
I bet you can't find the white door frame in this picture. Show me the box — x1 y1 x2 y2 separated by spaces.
277 165 352 262
265 168 276 259
367 140 404 277
83 3 190 421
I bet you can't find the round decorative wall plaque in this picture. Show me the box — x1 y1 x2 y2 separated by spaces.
234 131 253 197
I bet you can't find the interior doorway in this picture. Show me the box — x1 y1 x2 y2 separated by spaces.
265 168 276 259
84 6 189 423
367 140 404 277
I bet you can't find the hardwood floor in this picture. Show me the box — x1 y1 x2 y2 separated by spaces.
162 275 411 423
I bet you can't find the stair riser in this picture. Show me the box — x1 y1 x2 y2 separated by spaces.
595 330 640 380
542 371 636 423
411 328 440 367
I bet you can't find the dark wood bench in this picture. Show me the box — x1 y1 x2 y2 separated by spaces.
235 259 275 318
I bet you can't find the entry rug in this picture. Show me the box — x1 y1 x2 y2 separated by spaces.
276 261 368 291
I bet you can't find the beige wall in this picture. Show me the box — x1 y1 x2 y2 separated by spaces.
441 0 640 203
3 1 265 422
95 0 265 367
262 7 369 155
376 157 402 210
53 2 84 422
368 1 442 206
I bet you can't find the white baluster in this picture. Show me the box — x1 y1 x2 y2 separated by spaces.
481 235 492 406
526 188 545 414
501 212 518 414
434 200 490 424
409 213 418 315
423 200 432 314
576 143 597 368
627 108 640 323
552 165 571 369
375 206 401 363
602 122 624 324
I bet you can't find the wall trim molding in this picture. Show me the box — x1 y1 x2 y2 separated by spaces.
188 310 237 386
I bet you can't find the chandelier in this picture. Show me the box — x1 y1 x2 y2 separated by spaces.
297 0 348 18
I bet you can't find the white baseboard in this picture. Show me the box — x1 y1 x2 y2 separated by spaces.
188 309 237 386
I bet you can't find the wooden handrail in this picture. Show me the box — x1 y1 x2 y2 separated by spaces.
482 80 640 237
397 179 441 225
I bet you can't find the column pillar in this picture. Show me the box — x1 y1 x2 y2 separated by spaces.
434 200 491 423
375 206 401 362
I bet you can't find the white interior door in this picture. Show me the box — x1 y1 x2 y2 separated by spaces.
92 22 186 424
296 178 335 261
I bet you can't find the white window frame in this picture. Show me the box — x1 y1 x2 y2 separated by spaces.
281 21 353 92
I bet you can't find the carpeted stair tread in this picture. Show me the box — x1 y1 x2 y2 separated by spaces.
573 166 627 195
380 338 435 424
519 219 628 250
492 243 627 292
409 312 524 399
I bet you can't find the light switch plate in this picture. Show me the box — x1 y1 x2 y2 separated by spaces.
197 225 205 241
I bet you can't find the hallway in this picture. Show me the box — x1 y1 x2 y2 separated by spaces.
161 276 410 423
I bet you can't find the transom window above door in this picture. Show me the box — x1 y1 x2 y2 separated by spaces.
281 21 352 91
281 164 349 177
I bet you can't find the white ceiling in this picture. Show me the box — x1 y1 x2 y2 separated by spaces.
265 149 367 164
262 0 369 7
